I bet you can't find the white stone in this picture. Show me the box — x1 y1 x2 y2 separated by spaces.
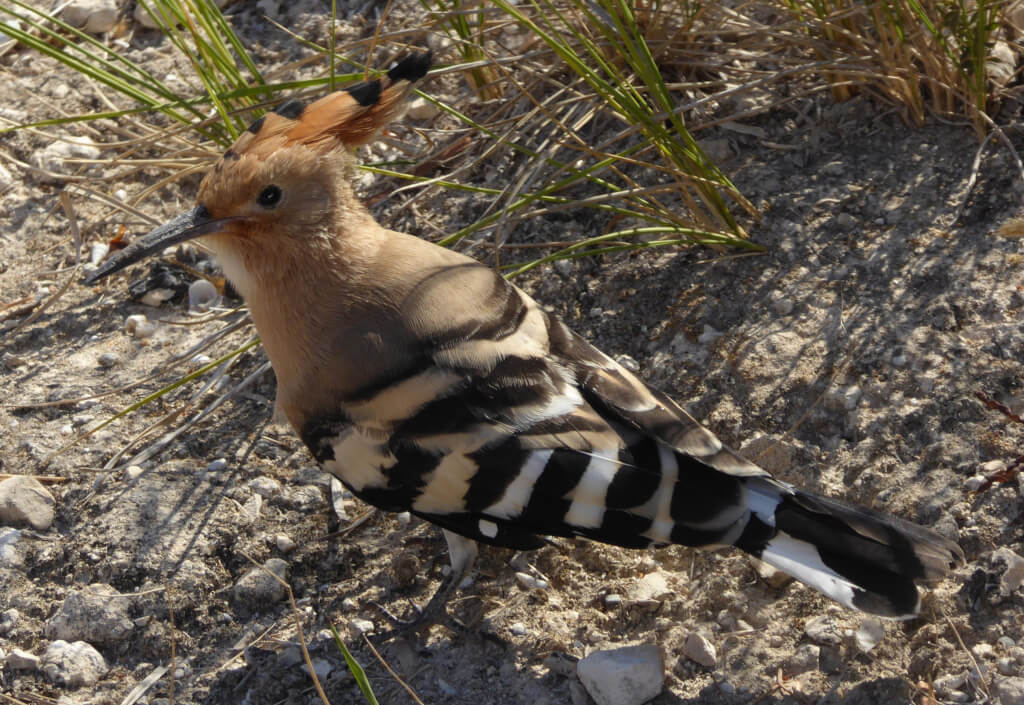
683 632 716 667
632 571 672 602
6 648 40 670
965 475 988 491
275 534 296 552
45 584 133 645
208 458 228 472
124 465 144 481
577 645 664 705
0 527 22 567
993 548 1024 596
804 614 843 645
855 617 884 653
60 0 118 33
41 640 107 688
240 494 261 523
124 314 157 339
509 622 527 636
350 618 374 635
134 2 168 28
0 475 56 530
515 572 549 590
233 558 288 605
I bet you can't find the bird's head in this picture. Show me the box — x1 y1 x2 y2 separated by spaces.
86 51 431 290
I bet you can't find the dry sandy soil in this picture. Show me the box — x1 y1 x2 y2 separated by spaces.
2 3 1024 705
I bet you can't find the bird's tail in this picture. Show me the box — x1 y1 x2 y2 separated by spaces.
737 479 964 619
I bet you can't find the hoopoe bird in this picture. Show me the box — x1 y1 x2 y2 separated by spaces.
88 52 963 636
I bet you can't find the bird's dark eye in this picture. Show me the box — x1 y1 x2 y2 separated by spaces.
257 185 282 208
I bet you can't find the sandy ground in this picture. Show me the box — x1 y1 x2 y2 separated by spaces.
2 3 1024 704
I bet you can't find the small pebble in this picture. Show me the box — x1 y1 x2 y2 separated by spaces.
892 352 908 367
208 458 227 472
515 572 549 590
999 658 1019 676
855 618 884 653
396 511 411 527
124 465 144 481
509 622 527 636
604 593 623 608
350 618 374 635
6 648 40 670
41 640 107 687
124 314 157 339
190 354 212 367
60 0 118 33
683 632 717 668
965 475 987 491
771 297 794 316
0 476 56 530
249 477 282 499
0 608 19 635
97 352 120 368
341 598 357 612
804 615 843 645
577 645 664 705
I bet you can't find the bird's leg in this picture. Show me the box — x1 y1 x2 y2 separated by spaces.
372 530 478 642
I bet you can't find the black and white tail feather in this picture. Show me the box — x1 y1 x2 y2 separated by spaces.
302 266 964 620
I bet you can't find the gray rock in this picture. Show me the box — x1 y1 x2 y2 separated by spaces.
248 476 283 499
45 583 133 646
995 677 1024 705
188 279 219 310
855 617 884 653
683 632 717 668
0 608 19 634
97 352 120 368
632 571 671 602
59 0 117 33
41 640 107 688
0 476 55 530
233 558 289 608
577 644 664 705
785 643 820 675
6 648 40 670
804 614 843 645
0 527 22 566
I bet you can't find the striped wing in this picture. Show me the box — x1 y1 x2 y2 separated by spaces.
303 271 767 552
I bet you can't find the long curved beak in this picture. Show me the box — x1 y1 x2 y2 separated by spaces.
86 206 237 284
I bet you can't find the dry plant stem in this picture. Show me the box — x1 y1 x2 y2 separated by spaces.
119 665 170 705
241 552 330 705
0 474 68 483
362 634 427 705
109 357 269 470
